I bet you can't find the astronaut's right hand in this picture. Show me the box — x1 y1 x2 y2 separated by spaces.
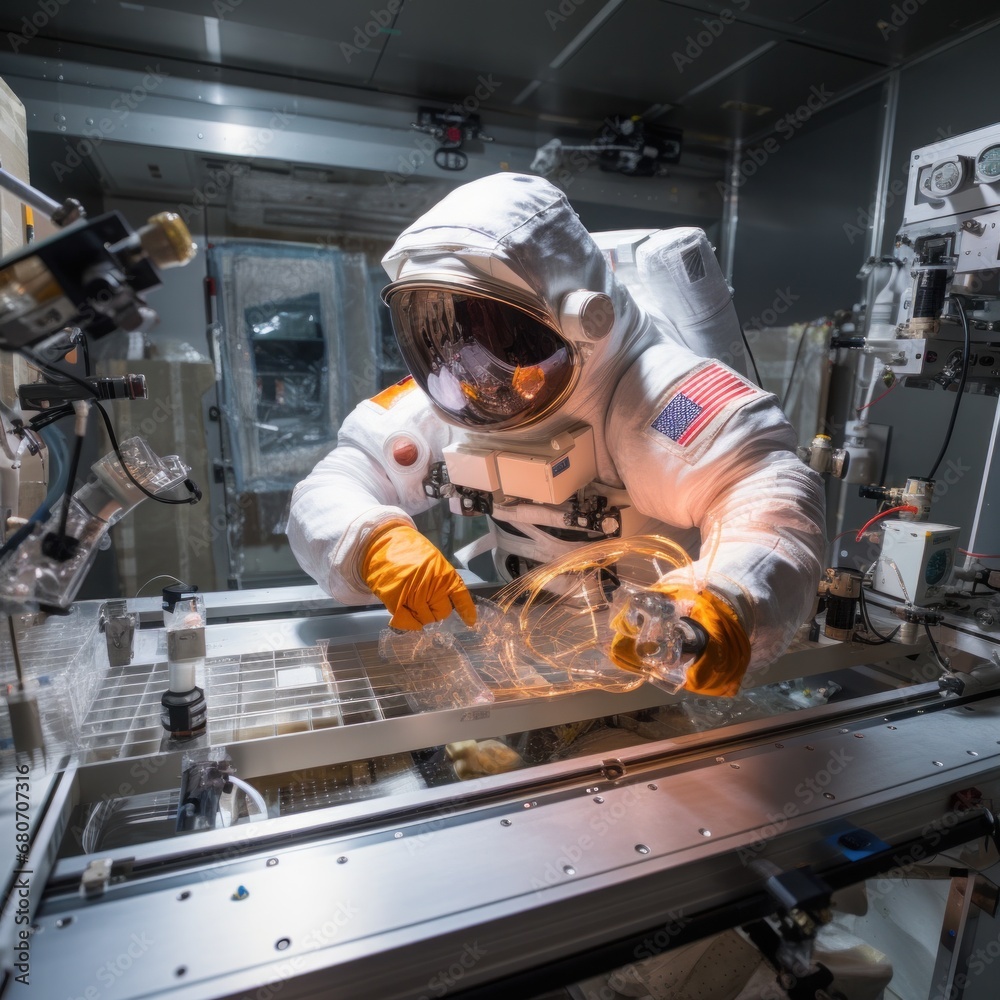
608 585 751 698
360 524 477 631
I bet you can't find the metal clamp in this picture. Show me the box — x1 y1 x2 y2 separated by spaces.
98 600 137 667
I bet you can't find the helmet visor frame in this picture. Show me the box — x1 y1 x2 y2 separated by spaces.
384 283 579 430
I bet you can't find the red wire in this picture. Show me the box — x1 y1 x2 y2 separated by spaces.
830 527 858 545
959 549 1000 560
854 505 919 543
856 378 898 414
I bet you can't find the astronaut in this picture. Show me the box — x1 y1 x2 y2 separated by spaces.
287 172 826 696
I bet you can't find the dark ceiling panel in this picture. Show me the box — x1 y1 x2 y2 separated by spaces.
218 21 387 86
750 0 833 20
138 0 379 37
373 0 586 89
0 1 211 62
550 0 780 107
2 0 996 158
663 39 880 138
0 0 394 85
797 0 996 63
652 0 828 25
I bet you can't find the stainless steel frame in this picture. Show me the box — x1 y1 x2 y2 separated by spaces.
16 678 1000 999
4 588 1000 999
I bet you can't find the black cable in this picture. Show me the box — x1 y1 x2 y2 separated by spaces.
924 623 950 671
857 587 900 644
739 325 764 388
81 333 92 377
90 400 201 505
927 295 972 480
20 345 200 506
779 324 809 412
28 405 76 431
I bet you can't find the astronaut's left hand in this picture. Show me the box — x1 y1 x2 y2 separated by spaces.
609 586 751 697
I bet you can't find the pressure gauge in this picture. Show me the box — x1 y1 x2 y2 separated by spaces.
975 144 1000 183
925 157 964 197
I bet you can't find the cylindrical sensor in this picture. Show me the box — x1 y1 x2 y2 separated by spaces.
821 567 863 641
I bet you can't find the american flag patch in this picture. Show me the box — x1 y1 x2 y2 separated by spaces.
651 365 757 446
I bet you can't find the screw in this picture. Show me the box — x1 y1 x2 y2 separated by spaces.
266 858 278 867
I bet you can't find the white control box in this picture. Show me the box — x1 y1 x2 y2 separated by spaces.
496 425 597 504
442 444 501 492
872 520 959 605
444 426 597 504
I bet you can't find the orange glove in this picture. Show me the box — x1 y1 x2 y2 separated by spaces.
609 587 751 697
360 524 477 631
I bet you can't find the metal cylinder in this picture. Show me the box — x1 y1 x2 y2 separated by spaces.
821 568 863 641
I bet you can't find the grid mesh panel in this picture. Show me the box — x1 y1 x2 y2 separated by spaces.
75 640 420 762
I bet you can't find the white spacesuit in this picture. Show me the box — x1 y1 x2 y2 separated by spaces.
287 172 826 695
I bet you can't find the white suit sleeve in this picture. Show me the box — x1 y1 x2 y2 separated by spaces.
286 381 450 605
608 346 826 671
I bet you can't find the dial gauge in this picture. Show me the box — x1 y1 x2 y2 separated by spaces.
927 158 963 197
976 144 1000 183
